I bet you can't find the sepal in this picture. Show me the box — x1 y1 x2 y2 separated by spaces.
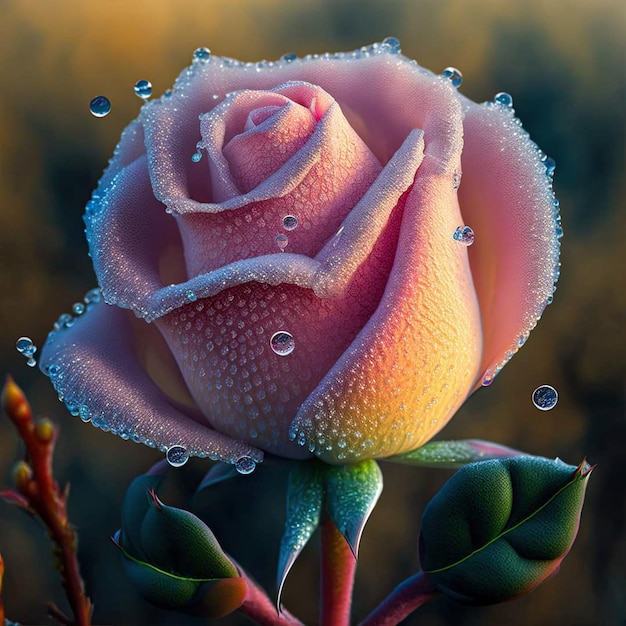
419 456 592 604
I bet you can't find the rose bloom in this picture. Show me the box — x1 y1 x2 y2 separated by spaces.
40 41 560 469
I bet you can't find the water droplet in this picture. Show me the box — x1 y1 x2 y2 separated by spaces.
282 215 298 231
441 67 463 88
452 169 462 190
83 288 101 305
54 313 74 330
133 79 152 99
270 331 295 356
72 302 86 316
532 385 558 411
166 445 189 467
453 225 475 246
481 368 497 386
16 337 37 365
275 234 289 251
556 225 564 239
186 290 198 302
164 89 173 98
281 52 297 62
494 92 514 108
89 96 111 117
382 36 401 53
193 47 211 61
191 151 202 163
235 456 256 475
544 157 556 177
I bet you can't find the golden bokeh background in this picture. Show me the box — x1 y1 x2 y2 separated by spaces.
0 0 624 624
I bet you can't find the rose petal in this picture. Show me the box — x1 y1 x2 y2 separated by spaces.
139 49 461 210
459 101 560 386
175 84 381 280
86 155 187 315
290 155 483 463
38 301 263 464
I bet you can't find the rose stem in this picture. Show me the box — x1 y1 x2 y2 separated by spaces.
357 572 439 626
1 376 93 626
238 571 304 626
0 551 5 622
319 515 357 626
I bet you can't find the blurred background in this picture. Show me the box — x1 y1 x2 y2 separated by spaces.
0 0 624 624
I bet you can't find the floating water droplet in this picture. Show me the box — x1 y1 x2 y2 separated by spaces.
441 67 463 88
235 456 256 475
453 225 475 246
452 169 462 190
193 47 211 61
275 234 289 251
282 215 298 231
166 445 189 467
72 302 86 316
281 52 297 62
133 79 152 99
544 157 556 177
382 36 401 53
191 151 202 163
494 92 514 108
532 385 558 411
89 96 111 117
16 336 37 366
270 331 295 356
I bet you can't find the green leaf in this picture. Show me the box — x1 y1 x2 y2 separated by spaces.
389 439 523 468
419 456 592 605
324 459 383 557
276 461 323 607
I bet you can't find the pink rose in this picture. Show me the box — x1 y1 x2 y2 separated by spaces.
40 41 560 469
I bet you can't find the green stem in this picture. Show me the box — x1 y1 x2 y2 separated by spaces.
358 572 439 626
320 516 357 626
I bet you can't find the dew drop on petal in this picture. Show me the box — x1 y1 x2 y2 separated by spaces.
282 215 298 231
532 385 558 411
275 234 289 251
481 368 497 386
270 331 295 356
72 302 86 316
494 92 514 108
193 47 211 61
83 288 101 305
453 225 475 246
186 290 197 302
544 157 556 177
452 169 462 190
133 79 153 99
441 67 463 88
382 36 402 53
281 52 297 62
166 445 189 467
191 151 202 163
89 96 111 117
235 456 256 475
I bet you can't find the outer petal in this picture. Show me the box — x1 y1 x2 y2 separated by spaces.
38 301 263 465
86 156 188 316
459 101 560 386
290 155 483 463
